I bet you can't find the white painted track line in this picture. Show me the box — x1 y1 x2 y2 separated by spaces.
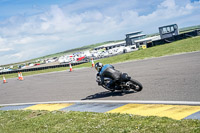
1 100 200 107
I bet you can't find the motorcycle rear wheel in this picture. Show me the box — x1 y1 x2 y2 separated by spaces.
129 79 143 92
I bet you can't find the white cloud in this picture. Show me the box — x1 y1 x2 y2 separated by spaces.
8 53 23 59
160 0 176 8
0 37 5 44
13 35 60 45
0 48 13 52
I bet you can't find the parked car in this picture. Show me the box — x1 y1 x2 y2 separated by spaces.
34 63 40 66
123 45 138 53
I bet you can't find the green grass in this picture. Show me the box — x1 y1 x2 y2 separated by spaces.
179 25 200 33
1 36 200 79
0 110 200 133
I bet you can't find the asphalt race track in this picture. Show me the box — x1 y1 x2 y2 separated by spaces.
0 51 200 104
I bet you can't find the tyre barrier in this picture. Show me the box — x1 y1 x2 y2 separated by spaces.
0 61 88 75
0 53 124 75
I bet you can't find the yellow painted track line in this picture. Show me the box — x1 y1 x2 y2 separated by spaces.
107 104 200 120
24 103 73 111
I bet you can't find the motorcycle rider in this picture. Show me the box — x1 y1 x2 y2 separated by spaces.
95 62 121 90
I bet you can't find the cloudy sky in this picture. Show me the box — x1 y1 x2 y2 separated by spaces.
0 0 200 65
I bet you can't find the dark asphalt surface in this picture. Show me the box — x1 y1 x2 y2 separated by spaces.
0 52 200 104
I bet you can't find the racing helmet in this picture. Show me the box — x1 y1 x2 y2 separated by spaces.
95 62 103 72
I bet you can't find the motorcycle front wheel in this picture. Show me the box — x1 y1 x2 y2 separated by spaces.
129 79 143 92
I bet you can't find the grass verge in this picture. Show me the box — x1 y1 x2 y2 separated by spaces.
0 110 200 133
1 36 200 79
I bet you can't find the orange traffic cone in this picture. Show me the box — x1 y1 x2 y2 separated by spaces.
18 72 21 80
91 58 94 67
3 75 7 83
69 63 73 72
20 72 24 80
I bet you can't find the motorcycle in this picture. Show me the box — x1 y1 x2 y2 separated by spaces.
96 73 143 92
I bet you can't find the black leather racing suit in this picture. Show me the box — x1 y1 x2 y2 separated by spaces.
98 64 121 90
